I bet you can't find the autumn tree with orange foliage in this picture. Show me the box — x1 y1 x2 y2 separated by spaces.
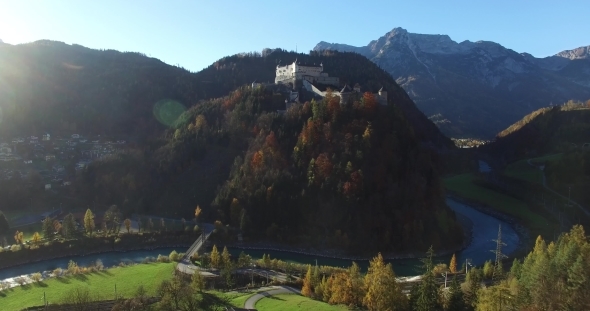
302 265 314 297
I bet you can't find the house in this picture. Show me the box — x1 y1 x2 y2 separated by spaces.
23 160 32 164
79 139 87 143
52 164 65 173
42 133 51 141
45 155 56 161
71 134 80 139
45 184 51 190
62 181 71 186
117 140 126 144
30 136 38 140
0 146 11 154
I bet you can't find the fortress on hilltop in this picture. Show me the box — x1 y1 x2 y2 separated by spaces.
274 59 387 106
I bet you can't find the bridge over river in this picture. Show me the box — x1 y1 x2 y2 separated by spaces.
176 223 215 276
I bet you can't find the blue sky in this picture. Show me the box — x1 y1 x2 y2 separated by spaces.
0 0 588 72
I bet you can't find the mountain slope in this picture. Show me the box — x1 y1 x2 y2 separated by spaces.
485 101 590 160
0 41 450 148
314 28 590 139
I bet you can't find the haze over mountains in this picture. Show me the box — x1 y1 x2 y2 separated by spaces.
314 27 590 139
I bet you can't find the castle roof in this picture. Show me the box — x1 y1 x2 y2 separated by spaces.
341 84 352 93
379 86 386 92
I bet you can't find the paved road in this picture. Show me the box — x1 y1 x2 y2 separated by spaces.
244 286 300 310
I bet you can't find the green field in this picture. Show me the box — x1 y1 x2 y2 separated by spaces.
0 263 176 311
255 294 349 311
444 173 551 237
502 153 563 184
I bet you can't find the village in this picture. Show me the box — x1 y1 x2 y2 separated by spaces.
0 133 128 190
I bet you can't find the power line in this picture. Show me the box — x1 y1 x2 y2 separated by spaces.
490 224 507 282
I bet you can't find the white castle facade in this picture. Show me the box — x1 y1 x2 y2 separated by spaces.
275 60 339 86
274 59 388 106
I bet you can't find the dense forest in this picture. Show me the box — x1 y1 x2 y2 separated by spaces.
71 86 463 252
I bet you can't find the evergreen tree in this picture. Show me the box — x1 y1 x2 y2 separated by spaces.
449 253 457 274
446 276 465 311
482 260 493 279
210 245 220 268
83 209 95 236
509 258 522 279
415 246 443 311
62 213 76 238
302 265 314 297
42 216 53 238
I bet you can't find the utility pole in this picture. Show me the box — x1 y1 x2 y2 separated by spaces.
490 225 507 282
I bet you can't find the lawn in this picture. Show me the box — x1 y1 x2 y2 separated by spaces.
212 290 256 308
444 173 550 235
255 294 349 311
0 262 176 311
503 159 543 184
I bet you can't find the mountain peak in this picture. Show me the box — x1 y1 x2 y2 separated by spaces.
556 45 590 60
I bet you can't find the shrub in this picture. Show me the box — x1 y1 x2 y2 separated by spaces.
0 281 9 290
157 255 170 263
30 244 39 250
169 250 180 262
31 272 42 282
67 260 80 275
10 245 21 252
15 277 27 285
53 268 63 277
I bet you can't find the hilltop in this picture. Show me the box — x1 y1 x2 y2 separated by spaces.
314 27 590 139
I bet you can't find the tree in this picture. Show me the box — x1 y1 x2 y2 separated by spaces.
104 205 121 234
194 205 202 223
32 232 41 245
0 211 10 236
148 218 154 232
482 260 494 279
83 209 95 236
53 220 62 236
302 265 314 297
42 216 53 238
191 270 205 292
415 246 443 311
446 276 465 311
449 253 458 274
210 245 220 268
124 218 131 233
221 246 232 268
14 230 23 244
363 253 406 311
62 213 76 238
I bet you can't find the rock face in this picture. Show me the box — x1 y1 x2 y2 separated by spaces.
314 28 590 138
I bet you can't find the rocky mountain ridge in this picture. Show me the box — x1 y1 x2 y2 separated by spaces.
314 28 590 138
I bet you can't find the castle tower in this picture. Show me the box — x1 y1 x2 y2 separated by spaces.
378 86 388 106
353 83 361 93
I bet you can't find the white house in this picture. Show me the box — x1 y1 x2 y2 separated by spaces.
42 133 51 141
71 134 80 139
45 184 51 190
45 155 55 161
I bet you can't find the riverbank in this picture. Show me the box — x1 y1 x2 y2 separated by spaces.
227 219 473 263
447 192 529 255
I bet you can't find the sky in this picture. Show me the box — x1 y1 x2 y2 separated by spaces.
0 0 588 72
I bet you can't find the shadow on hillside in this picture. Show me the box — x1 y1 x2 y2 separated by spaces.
74 274 88 281
55 277 71 284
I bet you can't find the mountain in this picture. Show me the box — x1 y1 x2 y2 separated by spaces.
0 41 449 148
485 101 590 161
0 43 461 252
314 28 590 139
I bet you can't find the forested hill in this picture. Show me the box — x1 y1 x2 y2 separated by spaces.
0 41 450 148
485 101 590 160
72 86 464 253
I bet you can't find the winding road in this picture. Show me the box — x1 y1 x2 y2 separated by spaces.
243 286 301 310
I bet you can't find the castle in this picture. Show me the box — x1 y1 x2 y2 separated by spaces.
274 60 387 106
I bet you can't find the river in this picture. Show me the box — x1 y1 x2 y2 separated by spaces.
0 198 519 280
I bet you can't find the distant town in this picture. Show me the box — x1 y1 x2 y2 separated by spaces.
0 134 128 189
